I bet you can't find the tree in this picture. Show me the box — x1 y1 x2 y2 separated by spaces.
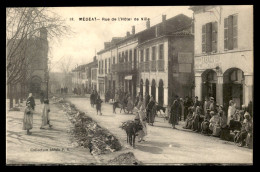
6 7 72 109
59 56 73 90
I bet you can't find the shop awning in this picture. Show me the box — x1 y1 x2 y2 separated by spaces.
125 75 132 80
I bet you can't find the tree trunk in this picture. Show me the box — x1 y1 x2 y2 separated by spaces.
15 84 19 105
9 84 13 109
20 84 23 103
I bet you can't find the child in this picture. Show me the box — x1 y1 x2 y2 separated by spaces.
96 95 103 115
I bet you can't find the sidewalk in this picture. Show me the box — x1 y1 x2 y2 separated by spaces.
66 97 253 164
6 99 97 165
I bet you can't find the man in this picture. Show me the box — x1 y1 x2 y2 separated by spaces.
26 93 35 110
147 96 156 126
169 95 181 129
184 96 192 121
193 96 201 108
203 97 211 115
209 97 216 113
238 112 252 147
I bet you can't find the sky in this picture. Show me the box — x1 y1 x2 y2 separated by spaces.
48 6 193 72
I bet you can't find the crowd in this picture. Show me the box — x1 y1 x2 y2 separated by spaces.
180 96 253 149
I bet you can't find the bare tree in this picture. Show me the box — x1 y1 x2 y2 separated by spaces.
59 56 73 89
6 7 72 109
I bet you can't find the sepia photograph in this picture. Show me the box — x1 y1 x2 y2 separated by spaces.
6 5 253 165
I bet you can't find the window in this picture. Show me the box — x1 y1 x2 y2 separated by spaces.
224 14 238 50
152 46 156 60
99 61 101 74
122 52 125 62
202 22 218 53
125 51 128 62
140 49 144 62
113 56 115 64
105 59 107 74
129 50 132 62
159 44 164 59
108 58 111 73
146 48 150 61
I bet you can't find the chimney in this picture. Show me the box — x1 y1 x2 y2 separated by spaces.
126 31 130 37
162 15 166 34
132 26 135 34
146 20 150 29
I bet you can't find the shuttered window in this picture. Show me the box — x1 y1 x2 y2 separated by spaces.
225 14 238 50
202 22 218 53
146 48 150 61
140 50 144 62
159 44 164 59
202 25 206 53
224 18 228 50
212 22 218 52
152 46 156 60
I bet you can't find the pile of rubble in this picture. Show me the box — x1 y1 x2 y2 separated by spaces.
58 100 122 156
107 152 142 165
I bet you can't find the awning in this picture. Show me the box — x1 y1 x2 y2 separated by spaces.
125 75 132 80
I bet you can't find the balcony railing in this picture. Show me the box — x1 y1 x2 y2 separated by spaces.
144 61 150 72
150 60 156 72
157 59 164 71
111 62 136 73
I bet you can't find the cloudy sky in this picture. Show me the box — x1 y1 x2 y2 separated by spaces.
48 6 193 72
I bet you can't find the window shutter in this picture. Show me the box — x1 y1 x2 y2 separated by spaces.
202 24 206 53
233 14 238 49
224 18 228 50
212 22 218 52
228 15 233 50
206 22 212 53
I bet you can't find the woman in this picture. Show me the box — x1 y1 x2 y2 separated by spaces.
209 111 221 136
201 109 211 134
146 96 156 126
134 97 147 142
126 96 134 114
23 101 34 135
96 95 103 115
26 93 35 110
40 99 52 129
227 100 236 126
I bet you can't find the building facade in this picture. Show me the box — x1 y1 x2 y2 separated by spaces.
137 14 194 107
191 6 253 109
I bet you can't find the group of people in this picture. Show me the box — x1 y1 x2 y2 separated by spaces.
179 96 253 148
23 93 52 135
90 90 103 115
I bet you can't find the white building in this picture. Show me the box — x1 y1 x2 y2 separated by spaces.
190 5 253 109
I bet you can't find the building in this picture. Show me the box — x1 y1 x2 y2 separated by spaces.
137 14 194 107
85 56 98 92
190 6 253 109
7 27 49 99
71 64 88 94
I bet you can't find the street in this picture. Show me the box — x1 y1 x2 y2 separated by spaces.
66 97 253 164
6 99 98 165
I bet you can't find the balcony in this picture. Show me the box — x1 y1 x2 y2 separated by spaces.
150 60 156 72
140 62 145 72
111 62 136 73
144 61 150 72
157 59 164 71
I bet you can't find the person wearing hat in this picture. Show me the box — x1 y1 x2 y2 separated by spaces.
40 99 52 129
26 93 35 110
191 106 202 132
23 101 34 135
203 97 211 116
209 97 216 113
169 95 181 129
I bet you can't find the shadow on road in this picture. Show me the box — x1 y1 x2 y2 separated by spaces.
135 144 163 154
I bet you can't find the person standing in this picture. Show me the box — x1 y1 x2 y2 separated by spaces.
203 97 210 115
147 96 156 126
134 97 147 142
40 91 44 104
40 99 52 129
179 98 184 122
90 90 95 107
169 95 181 129
23 101 34 135
26 93 35 110
193 96 201 108
95 95 103 115
227 100 236 126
